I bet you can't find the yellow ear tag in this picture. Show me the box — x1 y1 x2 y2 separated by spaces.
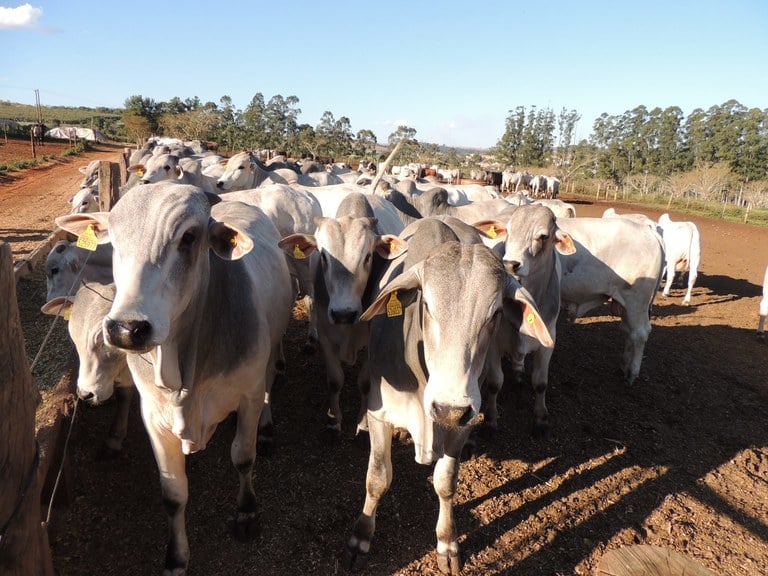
487 225 498 239
526 312 536 325
293 244 306 259
137 169 144 178
76 224 99 252
386 290 403 318
229 235 238 248
62 306 72 321
390 240 397 253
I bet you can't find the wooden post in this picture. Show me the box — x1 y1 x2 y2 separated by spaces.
97 161 121 212
120 148 132 185
0 242 54 576
30 130 36 159
596 182 601 200
744 201 751 224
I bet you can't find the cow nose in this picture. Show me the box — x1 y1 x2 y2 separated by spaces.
216 181 225 189
77 389 95 403
330 309 358 324
141 178 151 184
431 402 475 428
105 318 153 350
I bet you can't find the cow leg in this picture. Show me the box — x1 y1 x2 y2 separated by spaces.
661 263 675 297
683 267 697 306
257 345 280 457
141 405 189 576
355 358 370 434
620 311 651 385
480 342 504 434
319 339 344 435
758 296 768 342
531 346 554 438
231 392 264 540
433 429 470 575
101 385 134 458
344 416 393 570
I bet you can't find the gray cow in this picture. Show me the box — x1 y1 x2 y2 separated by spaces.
41 283 134 457
475 204 576 436
56 182 294 575
344 232 551 574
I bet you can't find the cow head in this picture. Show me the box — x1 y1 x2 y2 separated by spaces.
362 242 552 429
216 151 260 191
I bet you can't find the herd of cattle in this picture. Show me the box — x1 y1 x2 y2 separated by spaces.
38 136 766 575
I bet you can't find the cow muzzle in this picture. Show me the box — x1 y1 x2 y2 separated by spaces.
430 401 478 428
104 317 153 351
330 308 358 325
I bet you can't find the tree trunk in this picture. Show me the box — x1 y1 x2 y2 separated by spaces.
0 242 53 575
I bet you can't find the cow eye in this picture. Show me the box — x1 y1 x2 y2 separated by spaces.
537 234 549 242
164 165 170 171
180 231 196 247
50 267 59 275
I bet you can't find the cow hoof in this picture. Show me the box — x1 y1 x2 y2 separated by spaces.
342 543 369 571
436 550 462 575
231 511 260 542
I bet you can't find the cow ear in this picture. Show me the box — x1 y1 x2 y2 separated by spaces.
360 265 422 321
127 164 146 173
502 277 553 348
278 233 317 260
375 234 408 260
41 297 74 318
78 165 88 174
55 213 111 243
554 230 576 255
208 221 253 260
473 220 507 241
175 166 184 180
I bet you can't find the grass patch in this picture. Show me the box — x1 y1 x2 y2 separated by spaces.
0 141 91 174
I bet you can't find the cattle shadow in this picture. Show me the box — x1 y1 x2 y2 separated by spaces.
448 319 768 575
696 272 762 299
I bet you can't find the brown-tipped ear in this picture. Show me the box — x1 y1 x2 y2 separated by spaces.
360 265 422 321
278 233 317 260
127 164 146 173
208 221 253 260
473 220 507 241
502 277 553 348
554 230 576 255
55 213 111 243
374 234 408 260
41 297 74 318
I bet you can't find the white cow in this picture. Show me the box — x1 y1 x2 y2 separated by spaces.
556 217 665 384
69 187 99 214
78 159 101 189
128 153 215 192
545 176 560 198
343 238 551 573
279 192 407 436
533 198 576 219
45 240 113 301
530 175 546 197
758 265 768 342
657 213 702 305
215 151 299 191
602 207 658 231
41 283 134 457
475 204 576 436
55 182 294 575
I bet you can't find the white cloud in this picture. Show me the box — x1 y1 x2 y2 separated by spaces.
380 118 410 128
0 3 43 30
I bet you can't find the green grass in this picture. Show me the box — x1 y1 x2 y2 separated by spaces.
0 100 122 124
0 141 91 174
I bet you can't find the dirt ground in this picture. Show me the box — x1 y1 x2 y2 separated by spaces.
2 147 768 576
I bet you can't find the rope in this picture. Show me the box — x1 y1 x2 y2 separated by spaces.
44 399 78 526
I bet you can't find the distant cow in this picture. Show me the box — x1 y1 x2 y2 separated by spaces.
657 213 702 306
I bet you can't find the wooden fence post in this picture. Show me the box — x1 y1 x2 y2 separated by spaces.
97 161 121 212
119 149 131 185
0 241 54 576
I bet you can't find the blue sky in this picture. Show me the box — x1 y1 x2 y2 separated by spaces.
1 1 766 149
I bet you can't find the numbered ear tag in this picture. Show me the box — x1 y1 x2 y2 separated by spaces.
62 306 72 321
386 290 403 317
76 224 98 251
526 312 536 325
487 225 498 239
137 169 144 178
390 240 398 253
293 244 306 259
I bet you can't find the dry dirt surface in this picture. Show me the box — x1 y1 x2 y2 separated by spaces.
3 151 768 576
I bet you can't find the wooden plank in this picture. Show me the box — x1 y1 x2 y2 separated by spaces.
0 241 54 575
596 545 719 576
97 161 120 212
